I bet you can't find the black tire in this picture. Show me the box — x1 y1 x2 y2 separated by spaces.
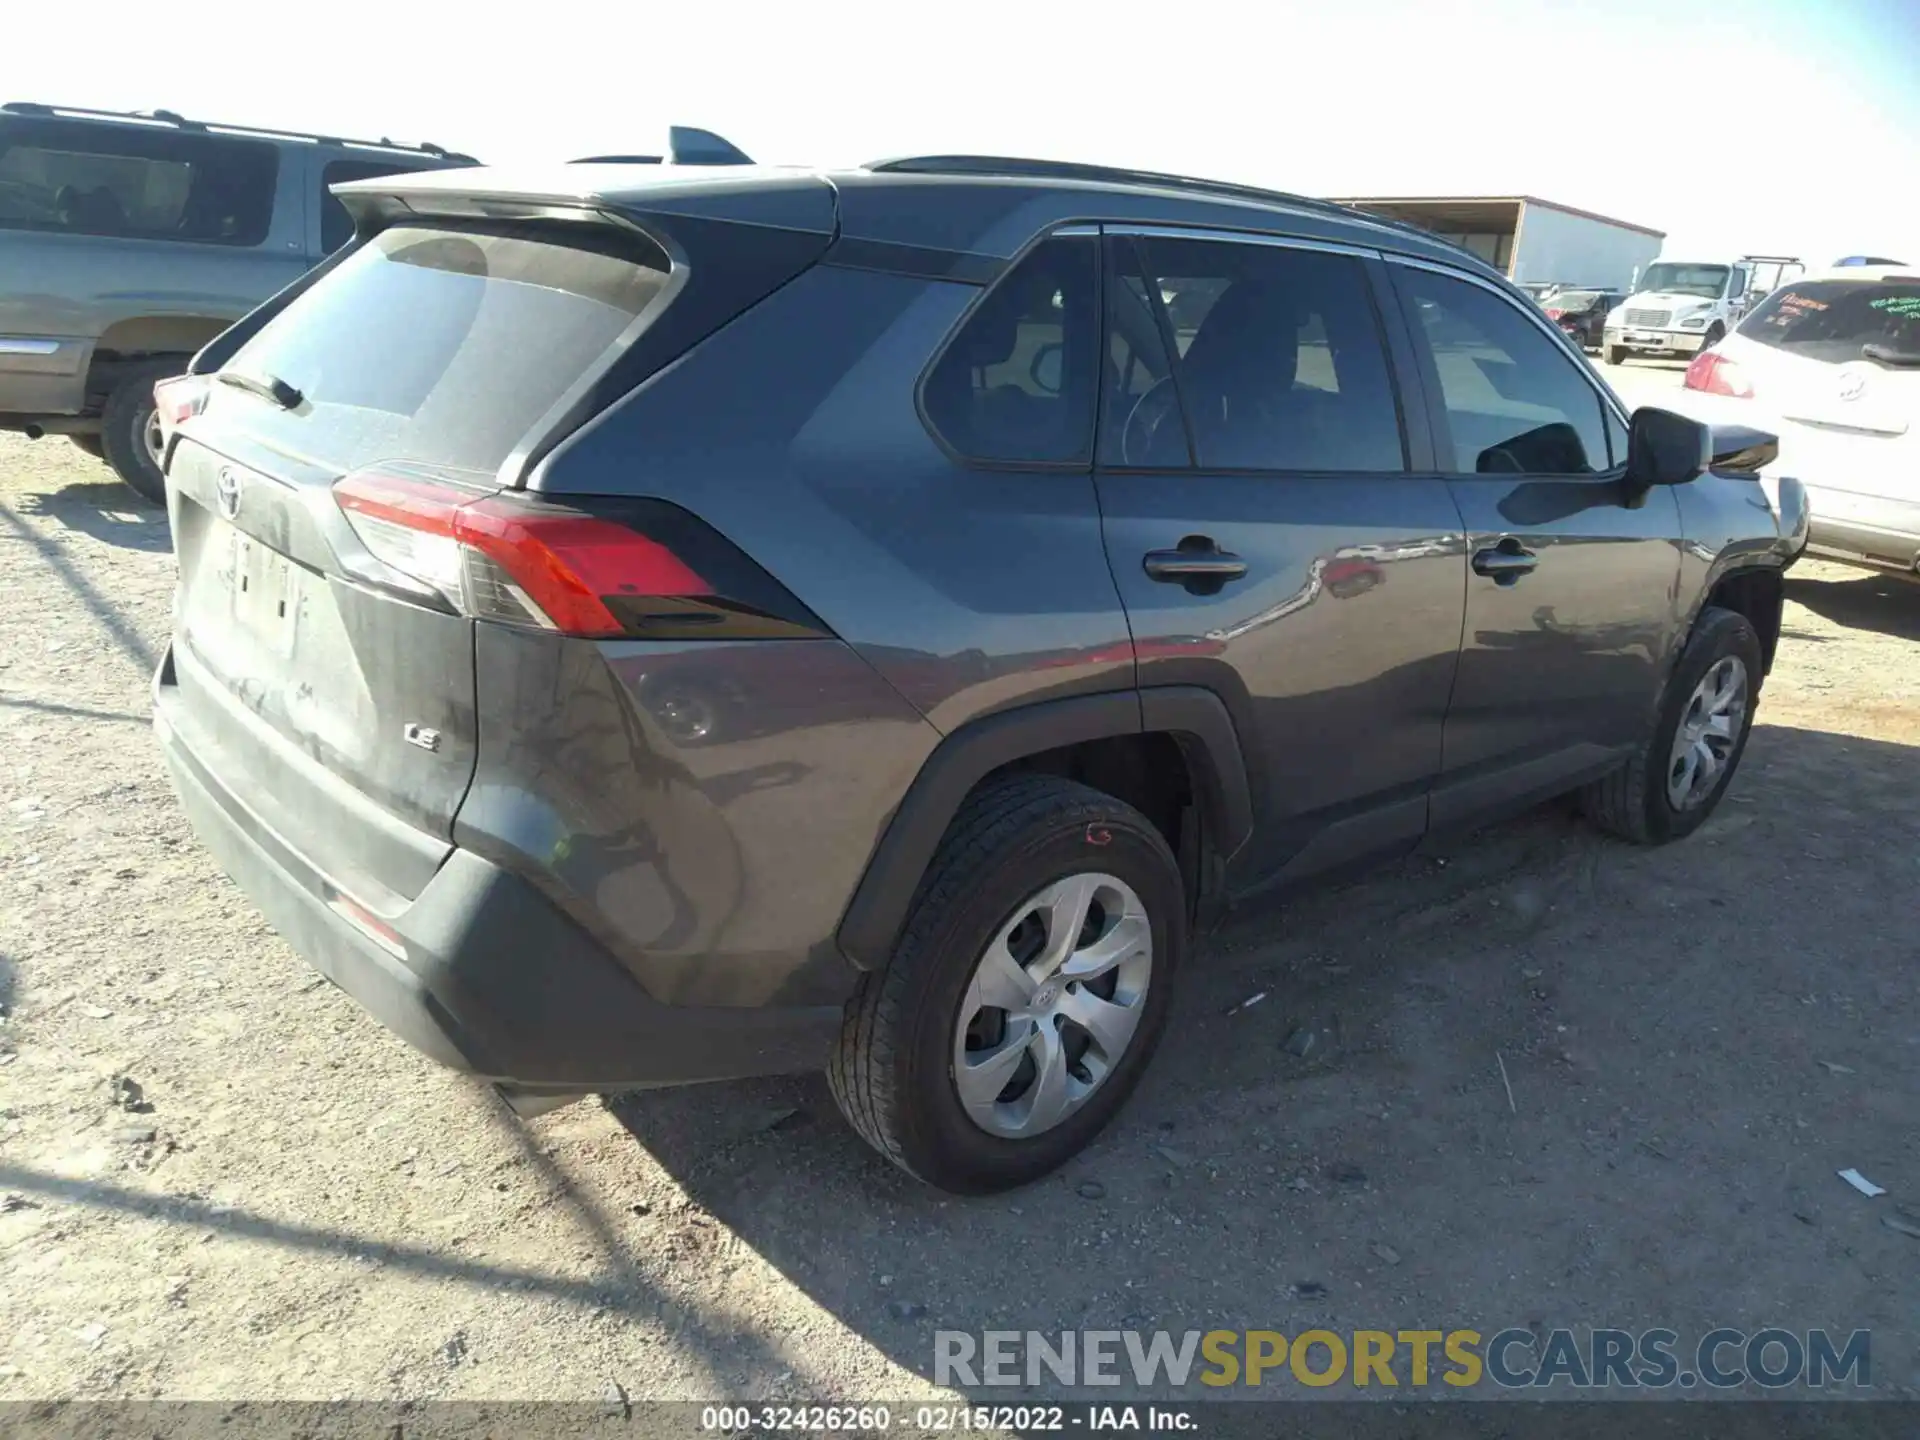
99 360 182 505
68 434 105 461
1580 606 1763 844
1700 323 1726 352
1605 345 1628 367
829 775 1185 1194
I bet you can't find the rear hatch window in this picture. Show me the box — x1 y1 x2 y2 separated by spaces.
208 222 672 476
1742 278 1920 367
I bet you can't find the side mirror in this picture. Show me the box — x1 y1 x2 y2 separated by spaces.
1625 407 1711 486
1708 424 1779 475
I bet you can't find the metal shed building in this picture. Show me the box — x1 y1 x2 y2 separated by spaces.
1332 195 1665 293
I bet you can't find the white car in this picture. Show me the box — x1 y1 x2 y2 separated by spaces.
1664 266 1918 577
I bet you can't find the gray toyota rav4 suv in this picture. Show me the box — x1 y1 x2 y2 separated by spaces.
152 155 1808 1193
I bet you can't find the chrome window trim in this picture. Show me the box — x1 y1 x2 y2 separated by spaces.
1384 253 1632 429
0 338 63 356
1102 223 1382 261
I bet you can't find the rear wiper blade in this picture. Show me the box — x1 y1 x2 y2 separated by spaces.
1862 343 1920 368
216 369 304 409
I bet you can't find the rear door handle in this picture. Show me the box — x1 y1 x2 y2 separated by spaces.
1144 540 1248 586
1472 539 1538 584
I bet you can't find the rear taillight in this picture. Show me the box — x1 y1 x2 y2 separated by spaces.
152 373 210 447
1544 308 1565 319
1683 350 1753 398
332 468 822 641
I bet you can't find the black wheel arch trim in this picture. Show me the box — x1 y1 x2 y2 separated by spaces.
835 686 1254 970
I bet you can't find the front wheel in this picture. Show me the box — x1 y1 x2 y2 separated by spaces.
1580 606 1762 843
829 775 1184 1193
1700 323 1726 351
1605 345 1628 367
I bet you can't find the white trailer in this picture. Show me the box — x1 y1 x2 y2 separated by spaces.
1331 195 1665 294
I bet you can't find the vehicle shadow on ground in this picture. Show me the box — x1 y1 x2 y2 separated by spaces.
10 479 171 554
602 721 1920 1397
1785 568 1920 640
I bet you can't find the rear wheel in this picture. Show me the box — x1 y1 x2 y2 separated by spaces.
829 775 1183 1193
99 360 182 505
1581 606 1762 844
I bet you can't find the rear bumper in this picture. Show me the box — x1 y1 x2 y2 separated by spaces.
154 652 844 1091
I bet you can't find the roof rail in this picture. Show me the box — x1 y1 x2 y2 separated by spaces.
864 154 1445 244
1 101 474 162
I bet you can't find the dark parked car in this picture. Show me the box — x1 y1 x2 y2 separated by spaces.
0 102 473 500
151 154 1808 1194
1544 289 1621 350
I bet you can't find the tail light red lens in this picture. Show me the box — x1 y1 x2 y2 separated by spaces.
332 468 822 641
1544 308 1565 319
1682 350 1753 398
152 373 210 447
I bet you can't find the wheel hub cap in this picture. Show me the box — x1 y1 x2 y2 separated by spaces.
1666 655 1749 811
951 872 1153 1140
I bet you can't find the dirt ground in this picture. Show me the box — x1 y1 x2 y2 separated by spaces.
1 419 1916 1406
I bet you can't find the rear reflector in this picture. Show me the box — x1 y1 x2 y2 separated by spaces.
327 892 406 959
332 468 824 641
1683 350 1753 398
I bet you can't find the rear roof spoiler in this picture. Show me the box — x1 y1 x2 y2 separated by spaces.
570 126 752 167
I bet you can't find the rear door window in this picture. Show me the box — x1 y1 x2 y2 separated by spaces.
319 159 417 253
1106 234 1406 473
921 234 1099 466
214 222 671 475
1740 279 1920 365
0 115 276 245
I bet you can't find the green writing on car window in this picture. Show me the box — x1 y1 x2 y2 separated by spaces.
1869 296 1920 317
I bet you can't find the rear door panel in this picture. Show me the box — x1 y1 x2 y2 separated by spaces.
1091 231 1467 889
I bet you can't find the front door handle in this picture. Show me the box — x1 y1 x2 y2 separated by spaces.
1144 537 1248 590
1472 539 1538 585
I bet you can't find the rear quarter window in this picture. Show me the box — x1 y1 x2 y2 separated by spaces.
214 222 673 476
921 235 1099 466
1740 279 1920 364
0 115 277 245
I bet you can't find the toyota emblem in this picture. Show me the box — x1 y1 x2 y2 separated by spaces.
1836 371 1869 402
215 465 244 520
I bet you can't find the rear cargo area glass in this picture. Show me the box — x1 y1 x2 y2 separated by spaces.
1744 279 1920 364
216 223 670 474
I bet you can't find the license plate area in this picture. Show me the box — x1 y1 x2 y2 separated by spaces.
1626 332 1668 346
226 524 299 654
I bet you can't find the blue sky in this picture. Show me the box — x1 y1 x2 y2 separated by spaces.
14 0 1918 265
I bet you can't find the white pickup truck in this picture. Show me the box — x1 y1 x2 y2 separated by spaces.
1603 260 1764 364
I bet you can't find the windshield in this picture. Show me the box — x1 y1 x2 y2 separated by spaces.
1636 264 1730 300
1740 279 1920 365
